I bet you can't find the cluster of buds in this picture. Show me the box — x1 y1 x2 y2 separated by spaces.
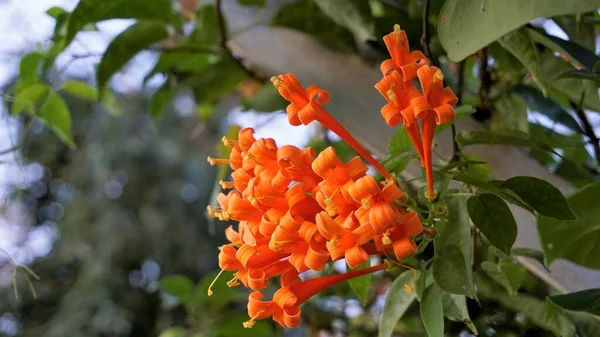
207 25 457 329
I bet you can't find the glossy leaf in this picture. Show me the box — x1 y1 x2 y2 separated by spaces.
60 80 98 100
66 0 173 46
455 130 560 156
98 21 169 90
388 127 412 156
501 176 575 220
511 247 548 270
435 195 474 298
568 311 600 337
498 28 545 94
159 275 194 299
545 297 562 324
557 69 600 84
442 293 477 335
481 261 526 296
492 93 529 133
438 0 600 61
313 0 375 41
538 49 600 112
538 182 600 269
146 53 220 82
433 245 471 296
420 284 444 337
18 52 44 85
273 0 357 53
554 15 596 50
39 91 75 148
460 154 493 182
514 84 584 134
11 82 49 116
528 27 600 70
378 270 417 337
468 194 517 255
347 261 371 306
549 288 600 315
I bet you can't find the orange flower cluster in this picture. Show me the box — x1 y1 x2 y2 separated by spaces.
375 24 458 200
207 126 423 328
206 24 457 330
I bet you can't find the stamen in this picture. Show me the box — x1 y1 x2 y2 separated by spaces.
393 24 401 34
222 136 238 148
361 198 371 209
243 310 265 329
386 89 397 103
219 180 235 189
433 70 444 83
270 76 281 88
227 276 240 287
382 230 392 245
326 240 338 251
207 157 230 166
207 268 227 296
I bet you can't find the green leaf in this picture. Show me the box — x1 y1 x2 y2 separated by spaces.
435 195 474 298
538 49 600 112
237 0 265 6
98 21 169 90
568 311 600 337
18 52 44 85
501 176 575 220
46 6 67 19
538 182 600 269
273 0 357 53
460 154 493 182
433 245 471 296
554 15 597 50
528 27 600 70
102 88 124 117
347 261 371 306
455 130 560 157
39 91 75 148
514 84 584 134
498 28 545 94
215 314 273 336
378 270 417 337
481 261 526 296
442 293 477 335
189 5 220 46
43 38 67 75
11 82 49 116
242 84 288 112
438 0 600 61
479 284 575 337
159 275 194 299
389 127 412 156
146 52 219 82
420 284 444 337
545 297 562 324
594 61 600 73
435 105 475 136
549 288 600 315
467 194 517 255
313 0 375 41
66 0 174 47
60 80 98 100
557 69 600 84
492 93 529 133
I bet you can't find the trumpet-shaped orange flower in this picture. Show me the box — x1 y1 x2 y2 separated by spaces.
272 74 391 179
244 263 387 328
381 24 429 81
411 65 458 200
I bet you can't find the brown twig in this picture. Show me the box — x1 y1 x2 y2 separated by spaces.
570 101 600 165
215 0 264 81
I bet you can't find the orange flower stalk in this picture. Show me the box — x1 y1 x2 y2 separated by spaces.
271 74 392 180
